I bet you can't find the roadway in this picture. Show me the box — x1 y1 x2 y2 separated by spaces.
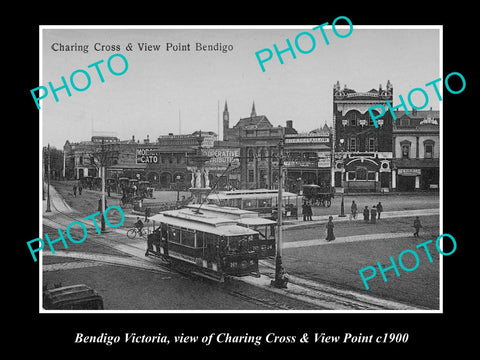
40 180 440 311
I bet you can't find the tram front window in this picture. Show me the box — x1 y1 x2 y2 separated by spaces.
227 235 251 253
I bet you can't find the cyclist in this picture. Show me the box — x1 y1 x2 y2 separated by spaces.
135 217 144 235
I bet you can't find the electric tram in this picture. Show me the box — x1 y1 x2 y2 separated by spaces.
205 189 300 219
145 208 260 282
185 204 276 258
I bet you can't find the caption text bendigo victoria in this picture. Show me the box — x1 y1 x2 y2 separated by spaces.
73 331 410 346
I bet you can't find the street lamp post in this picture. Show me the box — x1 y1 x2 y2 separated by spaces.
176 175 181 202
338 138 346 217
271 138 288 289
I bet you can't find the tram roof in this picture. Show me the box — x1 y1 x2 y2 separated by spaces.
185 204 259 218
207 189 298 200
149 209 259 236
185 204 276 225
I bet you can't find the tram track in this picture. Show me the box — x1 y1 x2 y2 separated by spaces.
42 210 300 310
257 259 425 310
42 194 425 311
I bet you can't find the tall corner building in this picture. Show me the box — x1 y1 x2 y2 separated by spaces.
332 80 394 192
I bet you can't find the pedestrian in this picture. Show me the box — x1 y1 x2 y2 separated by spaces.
107 184 111 197
370 206 377 224
325 216 335 241
78 184 82 195
363 206 370 222
144 207 151 222
376 201 383 219
302 201 308 221
413 216 422 237
72 184 77 197
350 200 358 220
306 202 313 221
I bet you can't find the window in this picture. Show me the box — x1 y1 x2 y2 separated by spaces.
347 171 355 180
168 226 180 243
181 229 195 248
248 149 254 162
260 148 266 160
367 172 376 180
196 232 206 248
347 111 358 126
349 137 357 152
243 199 256 209
424 140 434 159
248 169 254 182
400 140 411 159
355 167 367 180
368 138 375 152
400 117 410 127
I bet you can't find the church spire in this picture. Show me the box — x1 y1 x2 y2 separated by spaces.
250 101 257 117
223 100 229 141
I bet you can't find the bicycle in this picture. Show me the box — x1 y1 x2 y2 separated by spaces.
126 227 147 239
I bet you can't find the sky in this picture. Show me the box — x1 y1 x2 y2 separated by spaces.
40 26 441 149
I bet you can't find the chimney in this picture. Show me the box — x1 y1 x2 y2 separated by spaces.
286 120 293 129
132 135 135 142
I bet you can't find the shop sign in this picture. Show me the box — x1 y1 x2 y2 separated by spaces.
317 157 331 168
397 168 421 176
285 136 329 144
136 148 160 164
202 148 240 169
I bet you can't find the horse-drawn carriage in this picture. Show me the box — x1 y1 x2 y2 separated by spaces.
120 179 153 208
302 184 334 207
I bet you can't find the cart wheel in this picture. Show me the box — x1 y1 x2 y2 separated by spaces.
325 199 331 207
127 228 137 239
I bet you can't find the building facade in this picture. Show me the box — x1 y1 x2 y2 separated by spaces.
63 135 142 181
223 101 284 189
284 124 332 193
392 108 440 191
332 81 394 192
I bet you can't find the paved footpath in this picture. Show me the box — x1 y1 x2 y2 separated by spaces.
283 208 439 229
283 232 413 249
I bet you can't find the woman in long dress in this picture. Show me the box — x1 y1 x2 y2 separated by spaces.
326 216 335 241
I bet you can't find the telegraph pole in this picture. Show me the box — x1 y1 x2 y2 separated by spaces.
271 137 288 289
46 144 52 213
100 139 106 232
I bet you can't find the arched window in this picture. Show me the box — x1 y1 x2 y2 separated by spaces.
260 147 266 160
346 110 361 126
248 148 254 162
424 140 435 159
400 140 411 159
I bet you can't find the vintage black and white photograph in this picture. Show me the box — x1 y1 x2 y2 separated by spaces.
38 25 443 312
